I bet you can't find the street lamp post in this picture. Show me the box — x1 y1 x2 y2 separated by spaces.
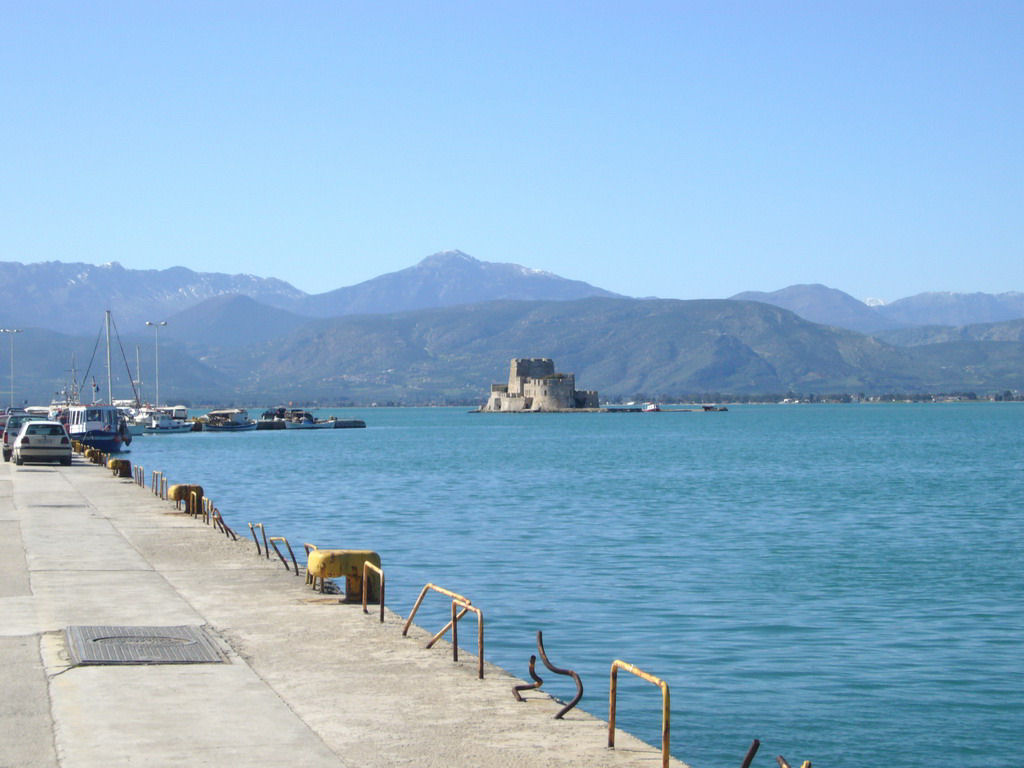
145 321 167 407
0 329 23 410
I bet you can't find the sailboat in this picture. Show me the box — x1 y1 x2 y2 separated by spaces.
66 312 133 453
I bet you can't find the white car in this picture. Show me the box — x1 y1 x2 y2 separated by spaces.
13 420 72 466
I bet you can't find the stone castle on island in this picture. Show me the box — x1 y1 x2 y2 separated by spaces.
482 358 599 412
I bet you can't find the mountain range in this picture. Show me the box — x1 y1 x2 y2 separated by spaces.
731 284 1024 334
8 251 1024 404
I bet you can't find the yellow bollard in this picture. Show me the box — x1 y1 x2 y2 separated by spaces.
305 549 381 601
107 458 132 478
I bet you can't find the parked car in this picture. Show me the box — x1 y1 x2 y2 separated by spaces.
12 420 72 466
3 411 44 461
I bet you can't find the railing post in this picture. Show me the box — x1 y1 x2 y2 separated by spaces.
608 659 671 768
362 561 386 622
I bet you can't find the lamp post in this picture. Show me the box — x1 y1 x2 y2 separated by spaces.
0 329 22 410
145 321 167 406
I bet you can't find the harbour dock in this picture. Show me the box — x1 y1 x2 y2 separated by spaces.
1 455 688 767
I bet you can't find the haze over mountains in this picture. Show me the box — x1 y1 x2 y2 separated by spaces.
6 251 1024 404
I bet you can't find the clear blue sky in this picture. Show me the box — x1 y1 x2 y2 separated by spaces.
2 2 1020 303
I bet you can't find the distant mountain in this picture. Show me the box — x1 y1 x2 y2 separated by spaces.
876 292 1024 328
0 252 620 335
163 295 309 350
730 284 898 333
874 318 1024 347
730 285 1024 337
5 256 1024 403
6 326 233 406
0 261 306 335
216 297 1024 402
10 295 1024 404
294 250 621 317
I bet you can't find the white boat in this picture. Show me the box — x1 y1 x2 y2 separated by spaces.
142 410 193 434
119 407 146 436
641 402 661 412
282 410 346 429
283 410 319 429
203 408 257 432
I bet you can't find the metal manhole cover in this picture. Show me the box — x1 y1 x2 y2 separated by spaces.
65 625 226 665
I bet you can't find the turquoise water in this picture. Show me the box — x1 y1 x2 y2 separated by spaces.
128 404 1024 768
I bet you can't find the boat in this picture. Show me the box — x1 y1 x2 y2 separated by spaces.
282 409 360 429
65 313 135 452
257 408 287 430
119 406 147 436
283 410 322 429
67 404 132 453
203 408 257 432
142 409 193 434
641 402 661 412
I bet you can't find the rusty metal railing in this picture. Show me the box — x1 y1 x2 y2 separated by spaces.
741 740 761 768
211 508 236 540
150 470 162 496
268 536 299 575
450 598 485 679
608 659 671 768
361 560 386 622
303 543 318 586
512 654 543 700
134 465 144 486
540 631 583 717
402 583 471 638
249 523 269 558
512 631 583 718
401 583 485 679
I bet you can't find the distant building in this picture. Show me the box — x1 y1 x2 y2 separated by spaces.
482 358 598 412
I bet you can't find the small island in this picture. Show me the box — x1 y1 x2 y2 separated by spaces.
481 358 598 412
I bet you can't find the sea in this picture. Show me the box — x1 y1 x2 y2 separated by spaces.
126 403 1023 768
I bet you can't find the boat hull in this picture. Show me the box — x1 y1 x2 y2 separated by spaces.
204 422 257 432
75 430 131 453
143 424 192 434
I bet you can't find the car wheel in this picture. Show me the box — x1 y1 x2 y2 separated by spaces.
61 457 72 466
3 451 9 462
14 456 23 465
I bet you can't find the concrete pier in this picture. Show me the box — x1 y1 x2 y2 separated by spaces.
1 456 688 767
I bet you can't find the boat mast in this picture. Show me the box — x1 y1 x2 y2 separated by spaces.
135 344 143 405
105 310 113 405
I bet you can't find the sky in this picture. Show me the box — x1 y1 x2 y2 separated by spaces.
2 2 1021 304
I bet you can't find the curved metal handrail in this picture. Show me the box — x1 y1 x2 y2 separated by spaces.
450 598 484 679
401 583 470 638
268 536 299 575
536 631 583 719
608 659 671 768
361 560 386 622
512 654 543 701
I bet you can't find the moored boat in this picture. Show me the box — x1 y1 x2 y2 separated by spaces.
203 408 257 432
142 410 193 434
67 404 132 452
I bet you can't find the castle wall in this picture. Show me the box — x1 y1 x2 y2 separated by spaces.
522 374 577 410
508 358 555 393
483 358 597 412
